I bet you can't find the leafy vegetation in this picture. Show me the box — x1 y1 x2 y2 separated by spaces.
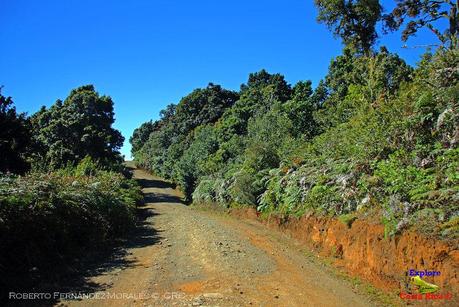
0 0 457 298
1 85 125 173
314 0 382 54
29 85 125 170
0 85 140 296
384 0 459 47
132 1 458 239
315 0 459 51
0 157 142 294
0 88 31 174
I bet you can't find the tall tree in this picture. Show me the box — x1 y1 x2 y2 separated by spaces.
282 80 318 139
314 47 412 129
314 0 382 54
384 0 459 48
31 85 124 169
0 89 31 174
219 70 292 139
130 120 159 155
174 83 239 134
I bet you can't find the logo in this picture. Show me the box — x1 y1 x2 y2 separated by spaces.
410 275 439 294
399 269 453 301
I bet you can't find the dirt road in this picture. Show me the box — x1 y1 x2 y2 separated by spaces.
62 168 379 307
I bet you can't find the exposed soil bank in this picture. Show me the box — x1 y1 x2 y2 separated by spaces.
230 208 459 304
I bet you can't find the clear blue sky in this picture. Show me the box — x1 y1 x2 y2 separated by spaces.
1 0 439 159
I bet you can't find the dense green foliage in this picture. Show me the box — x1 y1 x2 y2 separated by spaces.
1 85 125 172
132 83 239 200
315 0 459 50
132 47 458 238
0 89 31 174
29 85 125 170
131 1 459 238
0 4 455 301
0 85 139 296
0 158 142 294
314 0 382 54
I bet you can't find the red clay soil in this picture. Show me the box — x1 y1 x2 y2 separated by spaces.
231 208 459 303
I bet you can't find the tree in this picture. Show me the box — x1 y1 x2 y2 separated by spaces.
159 103 177 122
0 89 31 173
384 0 459 48
175 125 219 201
219 70 292 139
282 81 319 139
174 83 239 134
132 83 238 178
31 85 124 169
130 120 159 155
314 47 412 129
314 0 382 54
241 69 292 103
228 109 295 206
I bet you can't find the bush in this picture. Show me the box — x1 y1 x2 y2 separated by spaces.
0 170 142 295
75 155 99 176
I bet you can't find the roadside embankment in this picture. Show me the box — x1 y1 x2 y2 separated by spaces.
230 208 459 304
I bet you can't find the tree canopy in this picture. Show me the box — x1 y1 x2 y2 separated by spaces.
0 89 31 174
30 85 124 169
384 0 459 48
315 0 459 51
132 42 458 238
314 0 382 54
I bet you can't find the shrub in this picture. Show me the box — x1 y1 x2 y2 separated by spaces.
0 170 142 295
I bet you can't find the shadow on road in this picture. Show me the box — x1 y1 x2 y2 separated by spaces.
137 178 177 190
9 195 163 306
144 192 183 204
132 169 184 205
